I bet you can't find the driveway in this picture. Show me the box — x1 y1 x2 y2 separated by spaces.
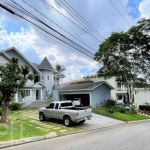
79 113 125 130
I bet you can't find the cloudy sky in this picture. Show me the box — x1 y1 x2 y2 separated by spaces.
0 0 150 82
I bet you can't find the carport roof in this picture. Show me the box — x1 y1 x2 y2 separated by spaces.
58 81 114 92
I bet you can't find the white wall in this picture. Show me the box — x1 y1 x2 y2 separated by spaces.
134 89 150 107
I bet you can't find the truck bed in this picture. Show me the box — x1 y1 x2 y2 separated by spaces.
62 107 87 110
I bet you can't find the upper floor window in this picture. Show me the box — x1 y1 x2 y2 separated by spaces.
41 75 44 81
47 75 49 80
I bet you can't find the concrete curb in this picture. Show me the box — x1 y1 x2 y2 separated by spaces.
0 133 57 149
127 118 150 124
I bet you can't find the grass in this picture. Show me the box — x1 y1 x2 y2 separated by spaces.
93 107 150 122
0 109 82 142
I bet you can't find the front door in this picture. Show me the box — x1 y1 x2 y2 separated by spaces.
36 90 40 100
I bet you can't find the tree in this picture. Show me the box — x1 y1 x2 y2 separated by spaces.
56 64 66 73
95 18 150 107
0 58 34 123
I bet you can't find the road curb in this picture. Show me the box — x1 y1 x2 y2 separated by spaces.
0 133 57 149
127 118 150 124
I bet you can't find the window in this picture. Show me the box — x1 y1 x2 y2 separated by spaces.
55 103 59 109
20 90 30 97
47 75 49 80
61 102 73 107
117 95 122 100
41 75 44 81
49 103 54 109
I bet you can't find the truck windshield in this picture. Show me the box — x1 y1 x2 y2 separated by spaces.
61 103 73 107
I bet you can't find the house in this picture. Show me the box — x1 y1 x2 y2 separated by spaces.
53 81 114 107
0 47 63 105
83 74 150 108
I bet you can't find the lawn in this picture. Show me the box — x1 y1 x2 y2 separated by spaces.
93 107 150 122
0 109 82 142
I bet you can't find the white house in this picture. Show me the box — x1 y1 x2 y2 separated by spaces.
0 47 63 105
83 74 150 108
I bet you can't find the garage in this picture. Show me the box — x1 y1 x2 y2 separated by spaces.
54 81 114 108
60 94 90 106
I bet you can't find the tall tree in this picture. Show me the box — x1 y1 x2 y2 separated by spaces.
95 18 150 107
56 64 66 73
0 58 34 123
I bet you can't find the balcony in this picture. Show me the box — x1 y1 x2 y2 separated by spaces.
116 87 127 91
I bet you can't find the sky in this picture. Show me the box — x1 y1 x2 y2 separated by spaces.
0 0 150 83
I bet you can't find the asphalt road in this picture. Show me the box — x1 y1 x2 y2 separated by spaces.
3 120 150 150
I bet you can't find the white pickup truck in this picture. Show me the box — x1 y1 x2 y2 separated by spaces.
39 101 92 127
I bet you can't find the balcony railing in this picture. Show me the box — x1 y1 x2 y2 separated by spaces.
116 87 127 91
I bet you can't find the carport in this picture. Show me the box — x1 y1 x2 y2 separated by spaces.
56 81 114 107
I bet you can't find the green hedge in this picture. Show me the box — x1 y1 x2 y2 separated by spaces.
9 102 22 110
139 105 150 111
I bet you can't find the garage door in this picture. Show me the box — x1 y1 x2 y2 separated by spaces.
60 94 90 106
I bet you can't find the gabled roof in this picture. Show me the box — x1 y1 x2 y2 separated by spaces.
37 57 54 70
58 81 114 92
0 47 40 74
33 82 46 88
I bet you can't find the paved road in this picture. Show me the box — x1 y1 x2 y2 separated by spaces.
3 120 150 150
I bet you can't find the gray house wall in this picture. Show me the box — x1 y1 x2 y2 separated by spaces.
39 70 54 99
91 84 111 107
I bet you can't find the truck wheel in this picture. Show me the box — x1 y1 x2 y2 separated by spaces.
39 112 46 121
79 120 85 124
63 116 71 127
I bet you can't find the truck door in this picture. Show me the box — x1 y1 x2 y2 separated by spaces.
53 103 59 119
45 103 55 118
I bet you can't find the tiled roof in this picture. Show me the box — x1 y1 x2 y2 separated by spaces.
37 57 54 70
58 81 114 92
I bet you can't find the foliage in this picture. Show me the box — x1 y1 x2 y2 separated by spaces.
106 107 114 113
104 99 116 107
56 64 66 72
129 106 137 115
9 103 22 111
119 108 126 113
93 108 149 122
139 105 150 111
0 58 34 123
95 18 150 106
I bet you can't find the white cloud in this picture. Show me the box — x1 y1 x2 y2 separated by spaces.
139 0 150 18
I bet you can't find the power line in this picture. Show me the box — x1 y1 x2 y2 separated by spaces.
41 0 102 43
62 0 105 40
55 0 104 40
118 0 136 24
21 0 96 53
108 0 132 27
130 0 141 15
0 9 89 58
0 1 95 59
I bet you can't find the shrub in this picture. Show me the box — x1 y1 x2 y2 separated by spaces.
9 102 22 111
139 105 150 111
106 107 114 113
104 99 116 107
119 108 126 113
130 106 137 115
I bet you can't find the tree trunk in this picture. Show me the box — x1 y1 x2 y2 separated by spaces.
0 101 9 123
127 82 134 110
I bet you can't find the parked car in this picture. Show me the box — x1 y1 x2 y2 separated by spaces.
72 98 82 106
39 101 92 127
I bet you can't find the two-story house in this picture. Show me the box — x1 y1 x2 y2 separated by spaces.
0 47 63 105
